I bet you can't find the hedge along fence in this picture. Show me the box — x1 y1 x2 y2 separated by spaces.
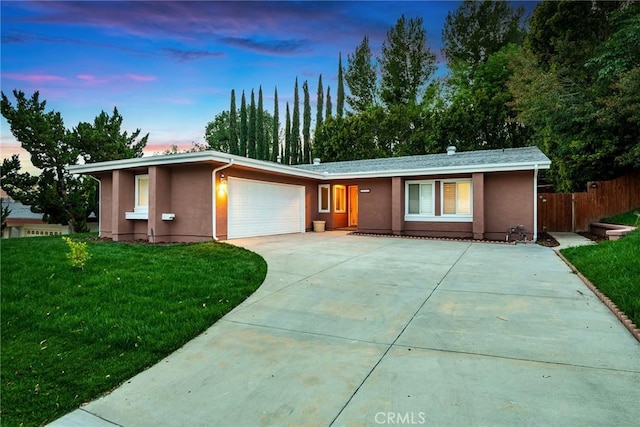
538 171 640 232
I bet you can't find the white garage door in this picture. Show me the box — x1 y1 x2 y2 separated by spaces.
227 177 306 239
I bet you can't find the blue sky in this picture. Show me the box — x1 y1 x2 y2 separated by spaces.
1 1 535 163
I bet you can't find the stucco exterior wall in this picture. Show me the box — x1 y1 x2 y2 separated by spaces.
357 178 393 234
484 170 535 241
167 164 213 242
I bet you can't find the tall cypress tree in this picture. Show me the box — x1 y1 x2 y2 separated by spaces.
315 74 324 136
248 89 256 158
303 80 311 164
240 91 247 156
325 85 332 120
291 77 300 165
229 89 239 155
257 86 265 160
337 52 345 119
284 103 291 165
272 87 279 162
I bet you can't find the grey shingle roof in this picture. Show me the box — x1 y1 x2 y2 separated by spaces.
294 146 550 175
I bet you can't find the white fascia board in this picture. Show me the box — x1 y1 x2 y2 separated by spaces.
68 150 325 179
319 161 551 180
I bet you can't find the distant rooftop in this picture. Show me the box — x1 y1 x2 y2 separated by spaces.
294 146 550 175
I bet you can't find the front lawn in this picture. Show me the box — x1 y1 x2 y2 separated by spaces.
561 229 640 327
1 235 267 426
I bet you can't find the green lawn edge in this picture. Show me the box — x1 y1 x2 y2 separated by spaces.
561 229 640 328
1 235 267 426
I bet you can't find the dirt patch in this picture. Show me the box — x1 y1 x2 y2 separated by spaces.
536 232 560 247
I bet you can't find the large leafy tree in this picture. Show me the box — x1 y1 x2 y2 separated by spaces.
442 0 525 70
1 90 145 232
378 15 436 107
204 111 230 152
73 107 147 163
345 36 378 114
509 0 637 191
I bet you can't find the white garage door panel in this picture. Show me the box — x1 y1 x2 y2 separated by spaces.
228 178 305 239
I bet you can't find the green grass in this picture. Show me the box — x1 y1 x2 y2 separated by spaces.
562 229 640 327
601 207 640 226
1 235 267 426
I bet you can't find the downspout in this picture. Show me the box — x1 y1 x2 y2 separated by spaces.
86 175 101 237
533 164 538 242
212 160 234 240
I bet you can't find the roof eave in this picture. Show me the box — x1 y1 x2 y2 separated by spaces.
317 161 552 180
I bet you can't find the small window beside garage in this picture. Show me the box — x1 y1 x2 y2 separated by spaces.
318 184 330 213
333 185 346 213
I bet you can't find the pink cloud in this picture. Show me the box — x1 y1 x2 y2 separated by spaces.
126 73 157 82
2 73 65 83
76 74 96 81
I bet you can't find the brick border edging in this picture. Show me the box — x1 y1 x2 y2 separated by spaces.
555 251 640 343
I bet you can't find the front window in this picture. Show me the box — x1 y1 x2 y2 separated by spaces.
405 179 472 222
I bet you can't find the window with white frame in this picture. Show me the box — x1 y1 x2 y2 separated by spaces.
318 184 330 213
134 174 149 215
333 185 346 213
405 179 472 221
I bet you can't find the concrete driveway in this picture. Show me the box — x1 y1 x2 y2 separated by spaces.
52 231 640 426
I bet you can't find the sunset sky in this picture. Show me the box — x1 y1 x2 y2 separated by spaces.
1 1 535 164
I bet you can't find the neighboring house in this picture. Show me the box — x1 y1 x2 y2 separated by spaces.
68 146 551 243
0 194 69 238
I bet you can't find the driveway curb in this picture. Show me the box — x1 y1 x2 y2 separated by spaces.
555 251 640 343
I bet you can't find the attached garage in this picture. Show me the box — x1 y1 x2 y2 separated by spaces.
227 177 306 239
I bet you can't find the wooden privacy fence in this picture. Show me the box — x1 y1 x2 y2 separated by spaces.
538 171 640 232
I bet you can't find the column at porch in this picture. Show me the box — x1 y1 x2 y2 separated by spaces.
472 172 485 240
148 166 172 243
111 170 135 241
391 177 403 235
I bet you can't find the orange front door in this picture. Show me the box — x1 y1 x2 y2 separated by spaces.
348 185 358 227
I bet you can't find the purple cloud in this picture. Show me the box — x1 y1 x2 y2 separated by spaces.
162 48 225 62
126 74 157 82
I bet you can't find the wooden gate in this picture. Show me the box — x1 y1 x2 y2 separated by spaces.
537 172 640 232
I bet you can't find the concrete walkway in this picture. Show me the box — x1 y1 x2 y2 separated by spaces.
548 231 595 251
50 232 640 426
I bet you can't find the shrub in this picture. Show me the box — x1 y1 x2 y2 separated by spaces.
62 236 90 269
